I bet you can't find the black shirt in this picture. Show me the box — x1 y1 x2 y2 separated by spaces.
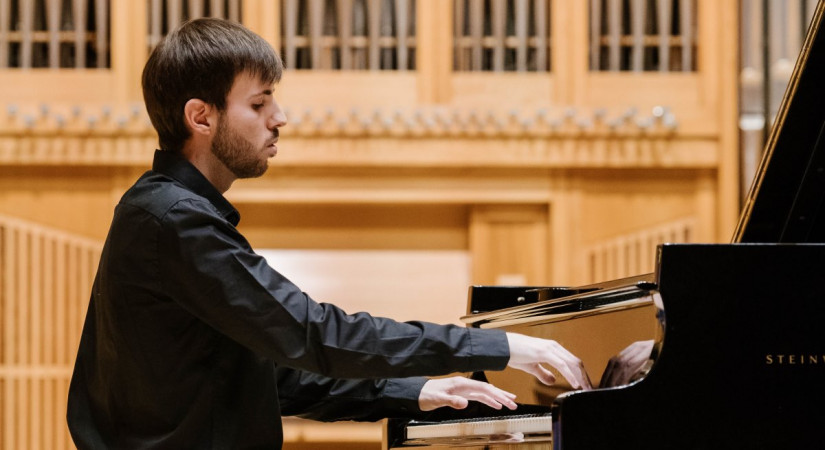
67 150 510 449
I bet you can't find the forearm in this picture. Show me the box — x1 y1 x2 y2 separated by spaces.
276 367 428 422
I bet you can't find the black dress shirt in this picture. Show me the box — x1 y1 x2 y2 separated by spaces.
67 150 510 449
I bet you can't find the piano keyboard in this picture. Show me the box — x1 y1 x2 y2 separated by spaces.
405 413 552 439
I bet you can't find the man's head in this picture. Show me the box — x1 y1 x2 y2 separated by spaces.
142 18 283 153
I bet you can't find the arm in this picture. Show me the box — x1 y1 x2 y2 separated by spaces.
275 367 425 422
158 200 510 379
276 367 516 422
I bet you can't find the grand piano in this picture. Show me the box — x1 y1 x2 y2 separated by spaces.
384 2 825 448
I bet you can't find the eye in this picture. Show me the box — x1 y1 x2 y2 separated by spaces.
252 102 264 110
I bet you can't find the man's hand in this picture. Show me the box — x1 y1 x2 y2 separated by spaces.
506 332 592 390
418 376 518 411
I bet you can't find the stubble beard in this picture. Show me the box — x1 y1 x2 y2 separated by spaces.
211 115 268 179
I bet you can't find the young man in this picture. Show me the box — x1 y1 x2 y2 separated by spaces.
67 18 590 449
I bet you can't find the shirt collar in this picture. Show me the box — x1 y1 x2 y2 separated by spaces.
151 149 241 226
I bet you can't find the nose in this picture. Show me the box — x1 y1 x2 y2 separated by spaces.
268 100 287 130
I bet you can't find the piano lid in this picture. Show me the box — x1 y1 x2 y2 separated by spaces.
735 2 825 243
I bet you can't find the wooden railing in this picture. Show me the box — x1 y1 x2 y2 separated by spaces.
0 214 101 450
584 218 694 283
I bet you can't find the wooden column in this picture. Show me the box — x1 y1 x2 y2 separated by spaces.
416 0 452 104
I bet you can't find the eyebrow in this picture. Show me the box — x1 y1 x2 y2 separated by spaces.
249 89 273 100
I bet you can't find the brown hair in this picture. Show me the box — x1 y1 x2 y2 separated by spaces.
142 18 283 152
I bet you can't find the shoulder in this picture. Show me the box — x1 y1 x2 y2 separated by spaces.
119 171 220 222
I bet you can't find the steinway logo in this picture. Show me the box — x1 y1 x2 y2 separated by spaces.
765 354 825 365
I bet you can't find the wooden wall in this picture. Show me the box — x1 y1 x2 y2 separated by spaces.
0 1 739 448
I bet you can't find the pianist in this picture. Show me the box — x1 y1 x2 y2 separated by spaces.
66 18 591 449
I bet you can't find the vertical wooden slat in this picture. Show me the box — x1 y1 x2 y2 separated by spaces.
515 0 528 71
17 232 29 368
83 247 94 334
394 0 408 70
607 0 620 71
368 0 381 69
30 232 42 450
0 0 9 67
380 0 393 68
615 238 626 278
469 0 483 70
284 0 298 69
786 0 802 60
492 0 506 71
679 0 693 71
47 0 61 68
589 0 601 70
55 240 68 450
454 0 467 70
210 0 223 17
20 0 34 68
338 0 353 69
74 0 88 68
3 225 15 450
189 0 204 19
43 239 55 450
150 0 162 48
657 0 671 71
55 240 66 367
533 0 547 71
630 0 645 71
308 0 323 69
229 0 241 21
352 0 367 68
44 376 55 450
16 230 30 450
167 0 183 31
66 245 79 378
96 0 109 67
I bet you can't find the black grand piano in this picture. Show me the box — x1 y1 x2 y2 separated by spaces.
385 2 825 449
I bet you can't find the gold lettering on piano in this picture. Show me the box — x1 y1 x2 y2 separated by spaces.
765 354 825 365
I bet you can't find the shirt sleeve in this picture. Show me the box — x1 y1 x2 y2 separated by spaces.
157 198 510 379
275 366 428 422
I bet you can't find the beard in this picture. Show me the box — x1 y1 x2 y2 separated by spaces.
210 115 269 179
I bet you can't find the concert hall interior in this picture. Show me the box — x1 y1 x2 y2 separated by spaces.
0 1 811 449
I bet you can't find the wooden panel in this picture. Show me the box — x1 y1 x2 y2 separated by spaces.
0 214 100 450
469 205 549 286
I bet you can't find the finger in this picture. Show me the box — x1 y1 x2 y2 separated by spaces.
468 392 506 410
456 382 518 410
525 363 557 386
547 344 591 390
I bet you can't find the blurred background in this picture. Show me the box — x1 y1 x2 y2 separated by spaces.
0 0 814 448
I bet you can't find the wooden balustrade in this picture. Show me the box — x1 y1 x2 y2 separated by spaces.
0 214 101 450
585 218 694 283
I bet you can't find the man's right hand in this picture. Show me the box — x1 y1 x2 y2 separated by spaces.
506 332 592 390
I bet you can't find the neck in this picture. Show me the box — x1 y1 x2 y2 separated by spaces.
181 145 235 193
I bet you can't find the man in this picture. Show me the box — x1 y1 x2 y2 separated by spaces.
67 18 590 449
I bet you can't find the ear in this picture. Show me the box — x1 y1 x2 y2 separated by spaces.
183 99 216 137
